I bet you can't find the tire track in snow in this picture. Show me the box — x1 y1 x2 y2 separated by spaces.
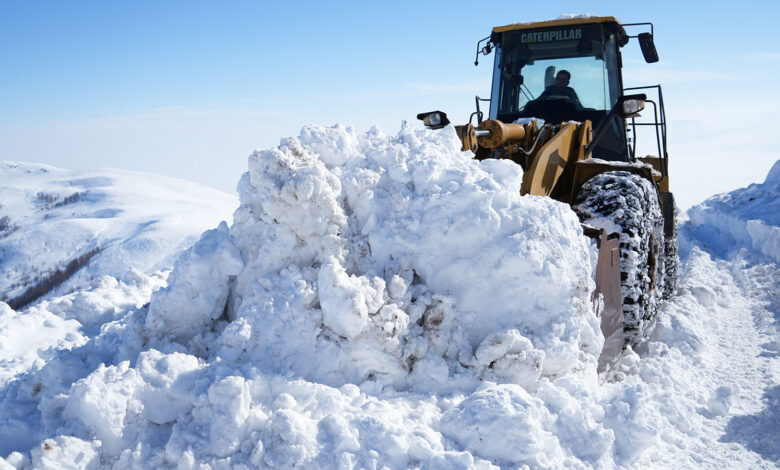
716 257 779 463
623 246 778 468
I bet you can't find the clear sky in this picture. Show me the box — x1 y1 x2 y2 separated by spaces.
1 0 778 209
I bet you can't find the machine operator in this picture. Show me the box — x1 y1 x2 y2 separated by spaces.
538 70 582 107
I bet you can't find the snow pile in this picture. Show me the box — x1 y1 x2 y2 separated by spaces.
687 160 780 262
1 135 778 469
147 124 602 392
0 125 610 468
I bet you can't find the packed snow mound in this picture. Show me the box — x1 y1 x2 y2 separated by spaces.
146 124 602 392
686 159 780 262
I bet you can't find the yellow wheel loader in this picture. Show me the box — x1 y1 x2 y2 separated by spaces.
418 17 678 372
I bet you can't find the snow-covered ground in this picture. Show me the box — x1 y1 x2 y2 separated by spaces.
0 127 777 469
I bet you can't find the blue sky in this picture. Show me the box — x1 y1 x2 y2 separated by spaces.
2 1 778 208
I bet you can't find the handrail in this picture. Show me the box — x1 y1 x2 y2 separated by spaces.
623 85 669 181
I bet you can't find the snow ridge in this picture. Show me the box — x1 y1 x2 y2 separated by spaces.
687 160 780 263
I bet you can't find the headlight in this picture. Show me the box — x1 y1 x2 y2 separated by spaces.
426 113 442 127
622 99 646 116
416 111 451 130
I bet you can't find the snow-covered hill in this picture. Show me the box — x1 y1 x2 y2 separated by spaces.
0 162 237 306
0 162 236 386
0 130 777 469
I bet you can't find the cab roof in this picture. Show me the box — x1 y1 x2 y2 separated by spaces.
493 16 625 36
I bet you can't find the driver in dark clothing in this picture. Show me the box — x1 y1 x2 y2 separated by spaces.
538 70 582 105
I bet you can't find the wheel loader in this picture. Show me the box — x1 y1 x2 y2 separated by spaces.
417 16 678 373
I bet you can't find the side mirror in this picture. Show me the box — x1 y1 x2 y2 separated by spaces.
416 111 451 130
618 94 647 118
638 33 659 63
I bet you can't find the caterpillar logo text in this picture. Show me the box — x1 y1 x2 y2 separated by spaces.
521 28 583 43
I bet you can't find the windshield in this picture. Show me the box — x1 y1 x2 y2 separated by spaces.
487 25 628 161
490 26 621 120
516 56 608 111
495 54 610 117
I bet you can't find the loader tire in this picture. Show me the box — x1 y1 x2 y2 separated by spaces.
574 171 666 346
663 219 679 300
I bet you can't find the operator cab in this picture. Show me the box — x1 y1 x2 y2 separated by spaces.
488 17 639 161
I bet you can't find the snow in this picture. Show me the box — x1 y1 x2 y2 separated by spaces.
0 161 238 306
0 164 235 386
0 128 778 469
500 13 600 28
686 159 780 263
214 124 600 392
145 222 243 342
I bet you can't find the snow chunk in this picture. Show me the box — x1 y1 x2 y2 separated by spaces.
440 385 563 466
136 349 205 424
202 376 252 457
318 257 385 339
162 375 253 462
441 381 612 467
145 221 243 341
27 436 100 470
475 329 544 389
63 362 143 457
707 384 736 417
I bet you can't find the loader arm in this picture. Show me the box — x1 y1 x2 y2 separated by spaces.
520 120 592 198
454 118 593 202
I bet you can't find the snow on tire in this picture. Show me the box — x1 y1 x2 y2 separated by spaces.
574 171 666 345
663 208 679 300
